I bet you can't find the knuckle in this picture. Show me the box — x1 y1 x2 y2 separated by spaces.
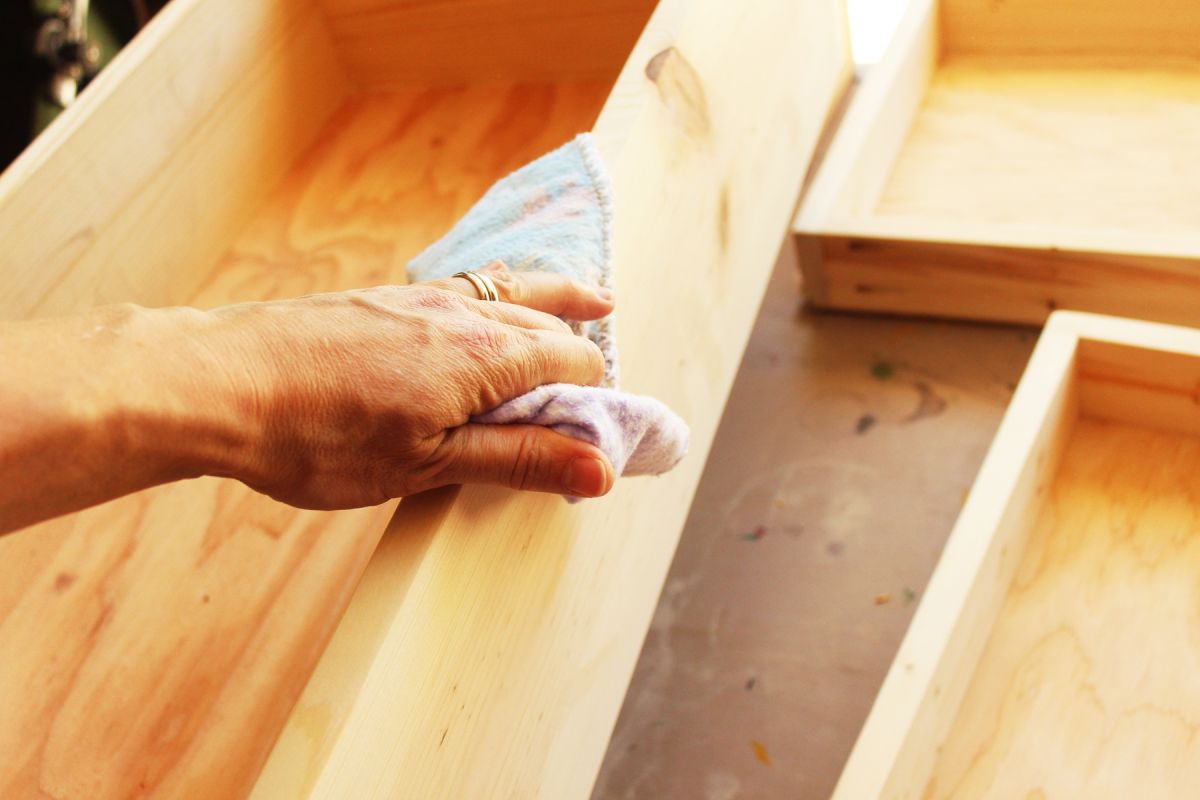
408 286 466 312
459 320 518 357
491 270 524 305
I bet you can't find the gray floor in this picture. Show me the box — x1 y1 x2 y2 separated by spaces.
592 243 1037 799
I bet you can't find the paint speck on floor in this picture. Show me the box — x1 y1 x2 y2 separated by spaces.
592 247 1039 800
874 593 892 605
871 360 895 381
905 381 948 423
751 739 773 767
738 525 767 542
903 587 918 604
855 413 877 435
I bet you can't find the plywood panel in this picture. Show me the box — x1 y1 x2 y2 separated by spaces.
874 57 1200 235
252 1 854 796
317 0 657 88
792 0 1200 328
0 81 611 799
0 0 347 321
942 0 1200 58
807 234 1200 328
925 420 1200 798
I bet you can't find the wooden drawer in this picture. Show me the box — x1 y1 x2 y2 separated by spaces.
0 2 851 797
835 310 1200 798
794 0 1200 327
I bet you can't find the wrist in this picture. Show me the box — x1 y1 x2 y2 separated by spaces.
96 304 262 485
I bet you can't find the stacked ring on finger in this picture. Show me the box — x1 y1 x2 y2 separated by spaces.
453 270 500 302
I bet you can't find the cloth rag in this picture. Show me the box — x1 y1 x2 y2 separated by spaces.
406 133 688 484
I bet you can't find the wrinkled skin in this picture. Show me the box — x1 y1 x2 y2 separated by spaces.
0 262 615 535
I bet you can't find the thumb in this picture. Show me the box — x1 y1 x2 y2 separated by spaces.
434 423 615 498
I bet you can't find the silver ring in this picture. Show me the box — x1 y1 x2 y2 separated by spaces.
453 270 500 302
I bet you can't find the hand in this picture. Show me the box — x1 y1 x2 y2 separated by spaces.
193 264 617 507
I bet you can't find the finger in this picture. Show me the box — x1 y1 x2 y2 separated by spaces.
515 327 606 391
471 296 575 334
431 423 614 497
486 263 615 321
437 261 615 321
451 324 605 416
426 276 574 334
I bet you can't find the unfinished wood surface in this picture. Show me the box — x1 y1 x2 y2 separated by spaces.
874 57 1200 234
793 0 937 232
925 419 1200 798
317 0 657 89
805 235 1200 327
793 0 1200 327
0 81 610 799
251 1 853 797
1077 339 1200 440
941 0 1200 58
0 0 347 321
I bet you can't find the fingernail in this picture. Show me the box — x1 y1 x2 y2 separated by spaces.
595 287 614 302
565 457 609 497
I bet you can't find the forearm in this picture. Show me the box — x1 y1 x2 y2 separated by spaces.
0 304 255 535
0 273 615 535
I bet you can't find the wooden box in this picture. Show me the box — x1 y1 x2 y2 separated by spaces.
794 0 1200 327
0 1 851 798
835 310 1200 798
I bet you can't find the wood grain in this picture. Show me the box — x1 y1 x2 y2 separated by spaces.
942 0 1200 58
251 1 853 797
806 234 1200 327
0 82 611 799
925 419 1200 798
0 0 347 322
875 57 1200 235
792 0 1200 327
316 0 657 89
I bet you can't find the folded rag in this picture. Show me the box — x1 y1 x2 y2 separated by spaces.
473 384 689 478
406 134 688 485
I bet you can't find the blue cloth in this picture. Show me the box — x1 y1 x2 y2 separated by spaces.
406 135 688 485
408 134 618 386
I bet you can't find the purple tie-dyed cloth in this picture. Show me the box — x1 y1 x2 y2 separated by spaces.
406 134 689 486
473 384 689 478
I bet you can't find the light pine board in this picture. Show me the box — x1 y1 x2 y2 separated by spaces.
941 0 1200 58
0 82 610 800
0 0 347 321
316 0 658 88
925 419 1200 798
792 0 1200 328
251 1 853 797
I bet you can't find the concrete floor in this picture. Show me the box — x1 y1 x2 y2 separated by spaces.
592 243 1039 799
